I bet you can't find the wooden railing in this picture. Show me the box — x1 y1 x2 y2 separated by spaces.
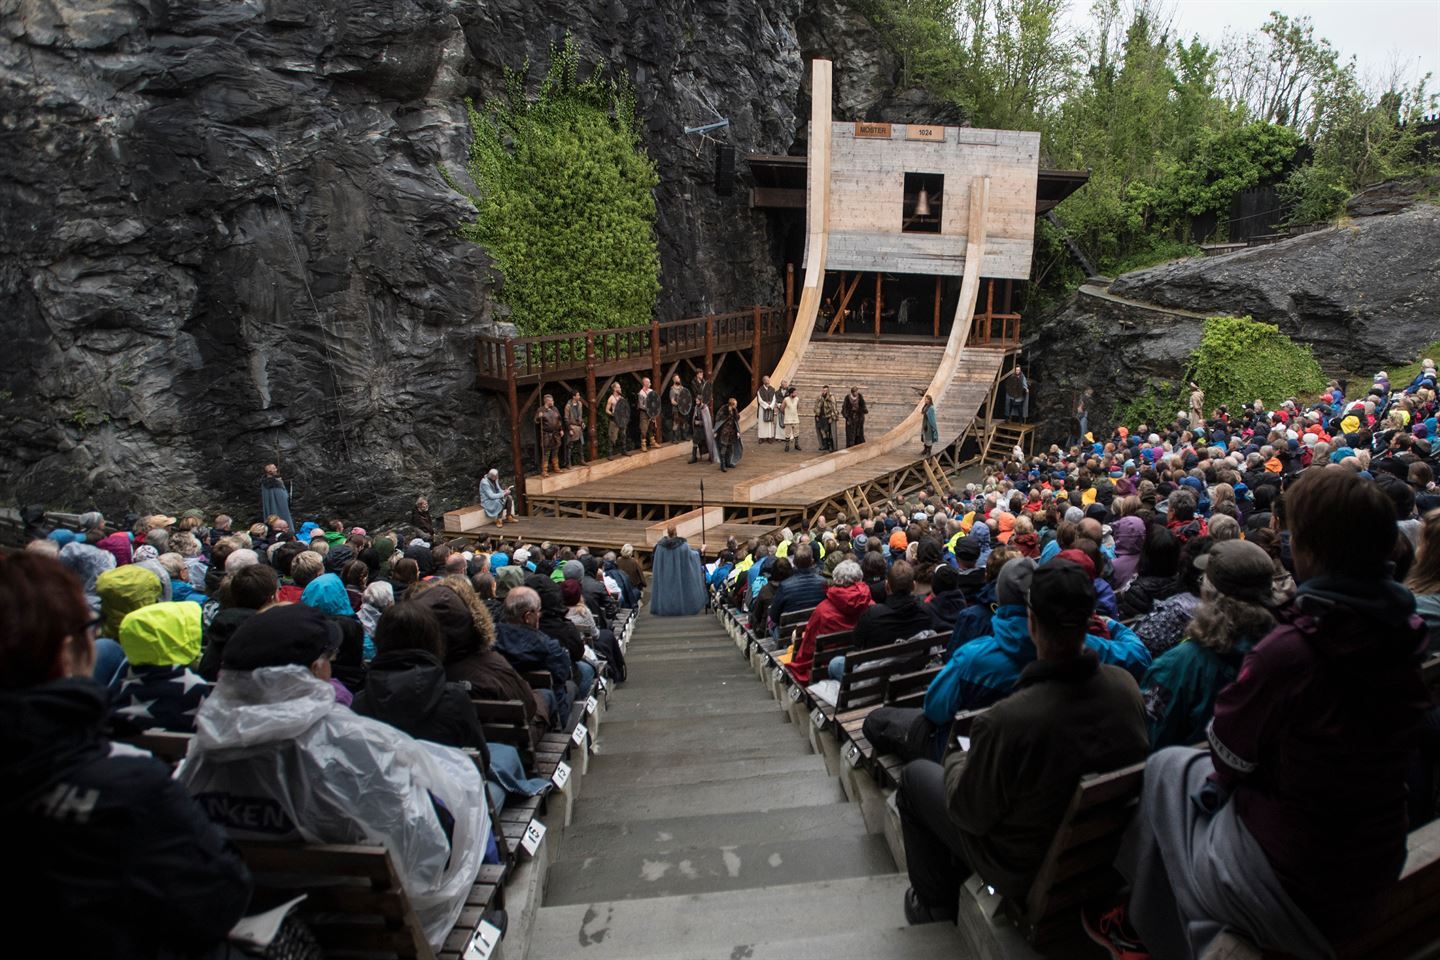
475 306 792 386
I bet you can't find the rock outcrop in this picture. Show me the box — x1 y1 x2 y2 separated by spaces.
1029 202 1440 442
3 0 933 522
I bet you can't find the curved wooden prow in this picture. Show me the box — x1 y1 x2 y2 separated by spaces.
736 58 832 432
734 176 990 502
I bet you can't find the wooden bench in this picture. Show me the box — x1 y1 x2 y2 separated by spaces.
236 841 507 960
1203 819 1440 960
1005 761 1145 946
119 728 194 764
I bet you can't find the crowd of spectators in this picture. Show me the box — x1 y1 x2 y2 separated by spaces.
6 506 646 957
709 361 1440 958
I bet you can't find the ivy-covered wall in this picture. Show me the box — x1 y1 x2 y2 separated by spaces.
460 37 661 335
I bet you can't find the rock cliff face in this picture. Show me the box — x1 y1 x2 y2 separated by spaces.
2 0 932 521
1028 202 1440 443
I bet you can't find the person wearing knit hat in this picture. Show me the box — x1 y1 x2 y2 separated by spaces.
562 559 585 581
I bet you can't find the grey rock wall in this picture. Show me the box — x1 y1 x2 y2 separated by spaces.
1028 202 1440 444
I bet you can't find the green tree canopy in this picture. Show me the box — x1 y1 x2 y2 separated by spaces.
460 36 660 336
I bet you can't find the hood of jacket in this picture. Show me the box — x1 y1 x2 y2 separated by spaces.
0 679 108 810
987 604 1034 657
1294 576 1427 664
96 564 164 638
301 573 354 617
1112 516 1146 555
118 601 203 667
59 542 116 607
323 544 354 574
825 580 874 617
95 531 133 567
357 650 448 721
194 665 335 749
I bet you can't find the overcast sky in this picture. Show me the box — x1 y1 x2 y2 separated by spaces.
1065 0 1440 94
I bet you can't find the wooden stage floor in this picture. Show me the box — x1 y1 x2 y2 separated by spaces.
442 514 779 554
527 435 933 510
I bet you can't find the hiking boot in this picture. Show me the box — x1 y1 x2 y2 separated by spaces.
689 452 698 464
903 887 956 925
1082 902 1150 959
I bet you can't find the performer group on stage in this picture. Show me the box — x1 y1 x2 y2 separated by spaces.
530 371 877 476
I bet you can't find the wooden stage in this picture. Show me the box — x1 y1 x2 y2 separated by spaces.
439 514 779 555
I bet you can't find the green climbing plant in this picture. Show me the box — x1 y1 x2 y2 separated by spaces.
459 35 660 336
1185 315 1326 413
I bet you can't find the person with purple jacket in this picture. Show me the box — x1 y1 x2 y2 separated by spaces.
1089 468 1431 959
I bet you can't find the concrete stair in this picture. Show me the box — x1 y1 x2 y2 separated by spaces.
523 612 970 959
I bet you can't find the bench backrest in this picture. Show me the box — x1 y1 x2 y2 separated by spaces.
471 698 536 773
236 841 432 959
1422 653 1440 700
837 632 938 712
523 670 553 691
1017 760 1146 944
809 630 855 675
885 665 940 709
777 605 818 631
122 729 195 765
1335 818 1440 959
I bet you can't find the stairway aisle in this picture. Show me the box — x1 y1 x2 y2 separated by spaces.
524 613 968 959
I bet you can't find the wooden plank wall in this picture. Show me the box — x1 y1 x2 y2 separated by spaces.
825 125 1039 280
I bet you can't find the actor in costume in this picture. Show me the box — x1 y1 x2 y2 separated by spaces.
605 383 631 457
260 463 294 533
814 385 838 452
756 375 779 444
843 387 869 447
638 377 661 450
648 527 707 616
716 396 741 472
920 393 939 456
669 375 692 442
480 469 514 528
563 391 586 466
533 393 564 477
689 387 721 466
782 386 801 452
693 370 714 411
1003 364 1029 420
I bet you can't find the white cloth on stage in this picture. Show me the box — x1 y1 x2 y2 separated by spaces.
757 386 779 440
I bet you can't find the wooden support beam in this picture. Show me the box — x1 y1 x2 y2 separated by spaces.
751 306 763 396
704 314 714 377
785 263 795 316
874 272 882 338
585 333 598 462
827 272 863 335
504 339 527 514
651 319 662 442
933 275 942 339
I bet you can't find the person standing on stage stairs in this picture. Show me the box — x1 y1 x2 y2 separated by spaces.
815 385 838 452
921 393 939 456
782 385 801 452
534 393 564 477
757 375 779 445
843 386 869 447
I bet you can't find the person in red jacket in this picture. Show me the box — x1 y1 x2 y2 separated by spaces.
787 560 872 684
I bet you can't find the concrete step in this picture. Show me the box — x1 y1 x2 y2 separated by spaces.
602 692 780 722
592 733 815 763
543 832 896 905
571 770 845 825
527 873 911 960
579 752 827 796
592 710 792 750
581 923 971 960
556 801 873 861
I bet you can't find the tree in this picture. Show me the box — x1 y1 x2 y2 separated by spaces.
459 36 660 336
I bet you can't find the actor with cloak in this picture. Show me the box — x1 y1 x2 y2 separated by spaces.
756 376 779 443
689 395 721 465
920 394 939 455
480 469 514 528
649 530 708 616
260 464 294 532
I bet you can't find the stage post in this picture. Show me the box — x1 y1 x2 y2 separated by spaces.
650 319 662 442
704 314 714 378
933 275 942 338
785 262 795 317
750 306 762 395
874 272 881 337
504 338 527 513
585 331 598 462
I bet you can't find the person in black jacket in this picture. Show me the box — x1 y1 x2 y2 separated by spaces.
1117 525 1181 619
527 575 596 700
1 552 251 958
855 560 934 650
353 602 490 770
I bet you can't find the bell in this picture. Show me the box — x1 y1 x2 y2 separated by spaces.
915 188 932 218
